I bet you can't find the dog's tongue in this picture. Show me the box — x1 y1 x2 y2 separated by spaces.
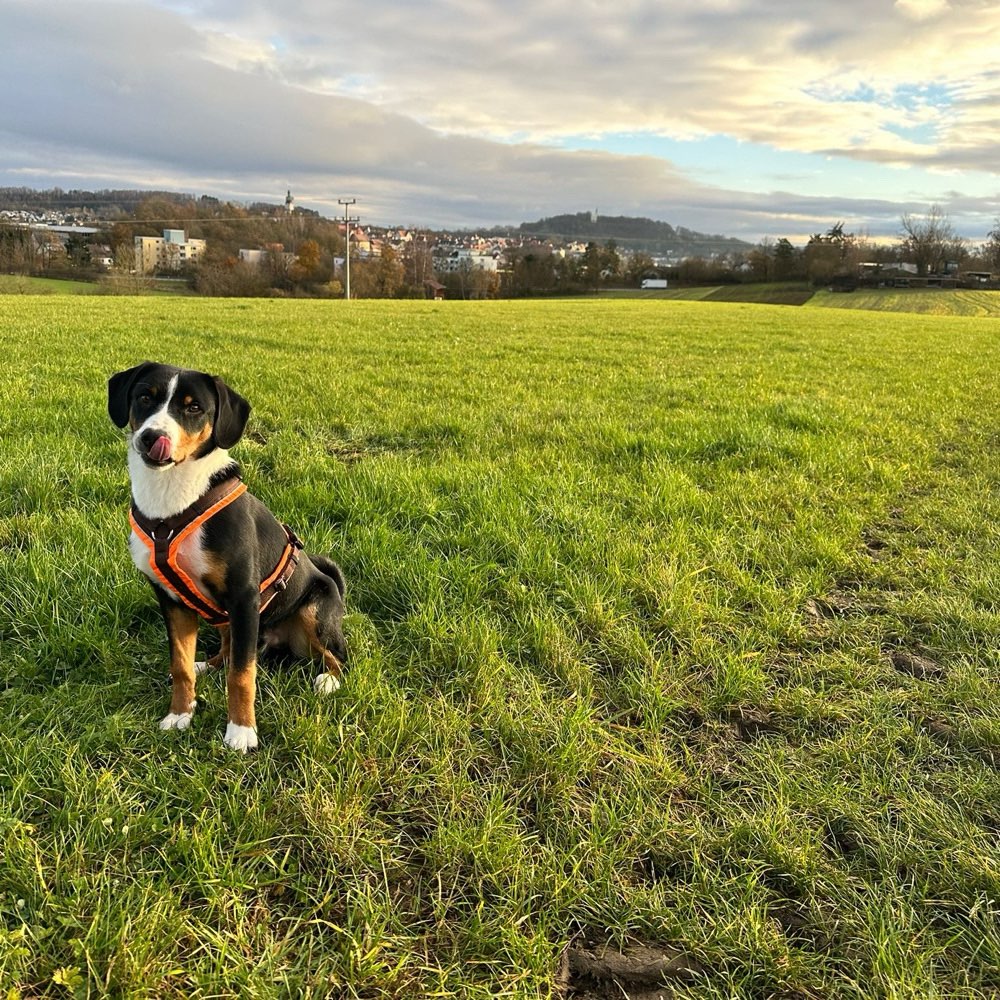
149 435 173 463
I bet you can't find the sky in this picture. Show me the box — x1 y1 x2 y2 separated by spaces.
1 0 999 244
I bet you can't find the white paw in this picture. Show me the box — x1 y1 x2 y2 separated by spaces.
159 704 195 731
223 722 258 753
314 673 341 695
194 660 213 676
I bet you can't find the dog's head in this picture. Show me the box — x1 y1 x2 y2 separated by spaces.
108 362 251 468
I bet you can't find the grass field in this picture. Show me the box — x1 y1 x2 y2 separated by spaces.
0 275 98 295
808 288 1000 316
2 297 999 998
604 285 1000 315
596 283 814 305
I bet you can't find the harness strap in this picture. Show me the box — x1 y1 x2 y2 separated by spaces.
130 477 302 626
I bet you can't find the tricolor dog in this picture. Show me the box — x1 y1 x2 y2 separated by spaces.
108 362 348 752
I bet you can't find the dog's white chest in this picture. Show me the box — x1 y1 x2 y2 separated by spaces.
130 526 210 599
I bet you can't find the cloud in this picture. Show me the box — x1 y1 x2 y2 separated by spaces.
0 0 997 238
161 0 1000 166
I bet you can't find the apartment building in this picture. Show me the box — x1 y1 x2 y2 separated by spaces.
134 229 207 273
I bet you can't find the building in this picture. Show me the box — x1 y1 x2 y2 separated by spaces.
239 244 294 268
434 246 500 273
88 244 114 269
134 229 207 274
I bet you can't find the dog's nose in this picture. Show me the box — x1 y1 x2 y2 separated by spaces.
139 429 163 450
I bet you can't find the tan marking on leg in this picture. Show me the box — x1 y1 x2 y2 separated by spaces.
226 660 257 729
165 603 200 716
291 605 343 692
318 648 343 678
203 625 230 671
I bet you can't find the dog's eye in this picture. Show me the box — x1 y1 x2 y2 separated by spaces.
138 393 152 405
185 402 203 415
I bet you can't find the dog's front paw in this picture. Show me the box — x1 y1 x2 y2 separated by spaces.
223 722 258 753
314 672 341 695
159 703 196 731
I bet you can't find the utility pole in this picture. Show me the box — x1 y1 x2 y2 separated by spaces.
338 198 359 299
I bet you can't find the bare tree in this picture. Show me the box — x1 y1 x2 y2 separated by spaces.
982 218 1000 272
899 205 964 276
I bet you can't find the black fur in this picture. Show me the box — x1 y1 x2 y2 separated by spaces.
109 362 348 743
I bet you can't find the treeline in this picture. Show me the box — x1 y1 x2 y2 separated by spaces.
4 190 999 297
519 211 752 255
0 186 216 217
738 212 1000 285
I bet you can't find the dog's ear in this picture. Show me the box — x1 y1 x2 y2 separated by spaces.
212 376 252 449
108 362 155 428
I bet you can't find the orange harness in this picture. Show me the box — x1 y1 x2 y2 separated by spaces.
129 476 302 627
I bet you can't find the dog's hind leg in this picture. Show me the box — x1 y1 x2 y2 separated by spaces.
195 624 230 676
276 602 345 695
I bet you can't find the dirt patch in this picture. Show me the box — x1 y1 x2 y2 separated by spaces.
915 715 999 769
804 591 856 621
559 938 705 998
721 707 783 742
326 440 369 464
769 901 831 952
863 532 890 558
822 816 870 864
885 649 946 680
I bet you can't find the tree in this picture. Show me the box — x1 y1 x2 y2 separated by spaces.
773 238 800 280
403 235 434 288
600 240 622 285
625 251 657 286
374 245 405 297
747 238 775 281
344 247 405 298
501 246 559 296
64 232 92 269
899 205 964 276
579 242 602 293
0 223 37 274
982 219 1000 272
293 239 322 276
803 223 859 285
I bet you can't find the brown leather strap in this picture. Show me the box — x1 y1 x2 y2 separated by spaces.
129 478 303 626
130 475 244 540
258 525 303 615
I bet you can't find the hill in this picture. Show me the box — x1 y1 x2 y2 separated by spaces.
519 211 753 255
0 186 294 221
807 287 1000 316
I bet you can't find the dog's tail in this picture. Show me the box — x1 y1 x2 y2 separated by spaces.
310 553 347 599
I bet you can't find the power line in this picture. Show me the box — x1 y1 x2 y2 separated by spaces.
338 199 359 300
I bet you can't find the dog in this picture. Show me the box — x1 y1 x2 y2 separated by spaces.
108 362 348 752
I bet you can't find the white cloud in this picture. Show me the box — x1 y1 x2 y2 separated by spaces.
0 0 997 238
895 0 950 20
151 0 1000 167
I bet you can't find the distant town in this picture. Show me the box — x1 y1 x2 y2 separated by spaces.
1 188 997 297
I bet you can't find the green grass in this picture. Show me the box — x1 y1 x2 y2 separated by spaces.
0 275 97 295
2 296 999 998
599 283 813 305
808 287 1000 316
595 287 717 301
